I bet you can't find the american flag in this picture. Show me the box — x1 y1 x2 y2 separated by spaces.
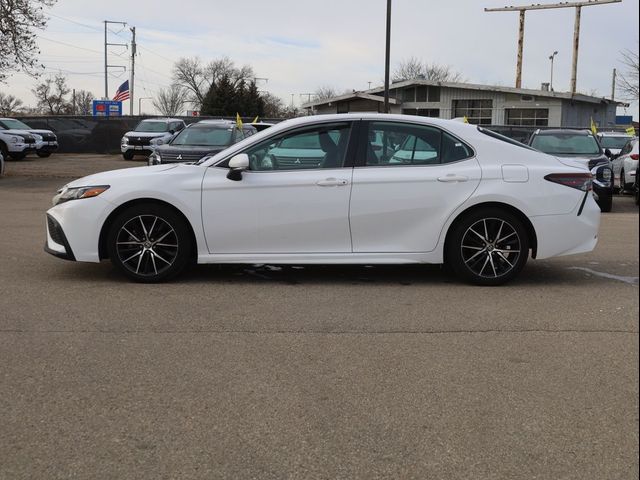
113 80 130 102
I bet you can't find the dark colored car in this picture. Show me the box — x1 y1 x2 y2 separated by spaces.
528 129 614 212
148 120 257 165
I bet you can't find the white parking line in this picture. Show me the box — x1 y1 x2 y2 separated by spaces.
568 267 639 285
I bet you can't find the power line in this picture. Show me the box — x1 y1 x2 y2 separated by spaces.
46 12 103 32
37 35 102 54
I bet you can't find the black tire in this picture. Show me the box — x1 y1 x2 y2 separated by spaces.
37 151 52 158
0 142 8 159
122 151 135 160
106 203 192 283
445 207 530 286
598 192 613 212
619 169 626 192
9 152 26 160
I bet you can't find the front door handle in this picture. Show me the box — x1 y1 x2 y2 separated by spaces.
437 174 469 183
317 178 349 187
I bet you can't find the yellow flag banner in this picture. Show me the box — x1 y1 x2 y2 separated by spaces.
252 116 259 124
236 113 243 129
590 117 597 135
463 116 469 124
625 126 636 136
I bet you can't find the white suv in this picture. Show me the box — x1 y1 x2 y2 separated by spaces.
0 128 38 160
0 118 59 158
121 118 186 160
617 138 639 191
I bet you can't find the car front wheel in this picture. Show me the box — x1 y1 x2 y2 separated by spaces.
37 151 52 158
122 151 134 160
446 208 530 286
107 204 192 282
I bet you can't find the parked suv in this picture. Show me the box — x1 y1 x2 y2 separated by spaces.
528 129 614 212
596 131 634 158
121 118 186 160
0 127 38 160
149 120 257 165
0 118 58 158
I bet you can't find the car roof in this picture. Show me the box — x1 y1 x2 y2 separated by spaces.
597 131 633 137
197 119 236 125
139 118 183 123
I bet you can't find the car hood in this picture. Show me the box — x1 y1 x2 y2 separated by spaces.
156 144 227 154
27 129 55 136
124 131 168 139
66 164 181 189
1 129 37 138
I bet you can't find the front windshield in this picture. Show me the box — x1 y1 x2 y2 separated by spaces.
531 133 600 155
0 119 32 130
172 125 234 146
599 136 632 149
134 121 168 133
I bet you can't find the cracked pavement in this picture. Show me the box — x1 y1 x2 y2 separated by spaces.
1 155 638 479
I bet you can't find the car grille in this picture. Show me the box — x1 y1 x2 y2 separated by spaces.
161 152 206 163
47 215 66 246
128 136 153 146
41 134 56 141
274 155 324 169
23 136 36 144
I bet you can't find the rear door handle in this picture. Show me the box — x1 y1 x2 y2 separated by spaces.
317 178 349 187
437 175 469 183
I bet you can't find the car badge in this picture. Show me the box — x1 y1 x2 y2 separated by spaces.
177 154 182 160
137 137 141 141
295 158 301 164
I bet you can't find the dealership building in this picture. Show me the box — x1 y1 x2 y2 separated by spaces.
301 79 625 128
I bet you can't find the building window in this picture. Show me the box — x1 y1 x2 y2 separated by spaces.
402 108 440 118
337 102 349 114
428 86 440 102
505 108 549 126
453 100 493 125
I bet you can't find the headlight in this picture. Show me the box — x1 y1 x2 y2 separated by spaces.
33 134 43 141
53 185 110 206
10 136 20 143
155 139 164 146
121 136 129 145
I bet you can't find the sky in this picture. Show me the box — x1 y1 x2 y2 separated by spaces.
2 0 638 118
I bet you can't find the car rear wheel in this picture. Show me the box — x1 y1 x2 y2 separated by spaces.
37 151 51 158
446 208 529 286
598 192 613 212
107 204 192 282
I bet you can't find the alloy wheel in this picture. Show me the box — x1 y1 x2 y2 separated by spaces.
460 217 522 279
115 215 179 277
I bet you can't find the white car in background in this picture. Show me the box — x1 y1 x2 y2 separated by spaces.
597 131 634 158
0 118 59 157
616 138 639 191
45 114 600 285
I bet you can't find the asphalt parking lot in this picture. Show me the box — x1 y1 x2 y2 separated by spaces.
1 154 638 479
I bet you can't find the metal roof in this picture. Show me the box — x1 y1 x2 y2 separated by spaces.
302 79 628 108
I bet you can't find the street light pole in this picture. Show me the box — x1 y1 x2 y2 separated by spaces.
549 51 558 91
383 0 392 113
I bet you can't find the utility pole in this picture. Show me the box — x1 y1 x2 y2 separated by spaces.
383 0 392 113
103 20 127 99
130 26 136 115
72 89 76 115
549 51 558 91
485 0 621 93
611 68 616 100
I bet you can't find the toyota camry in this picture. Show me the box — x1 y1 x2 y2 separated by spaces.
45 114 600 285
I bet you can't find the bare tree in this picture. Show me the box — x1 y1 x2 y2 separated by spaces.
152 84 188 116
393 58 465 83
72 90 94 115
172 56 255 110
314 86 339 101
260 92 285 118
0 92 24 115
0 0 56 82
617 47 639 101
32 74 71 114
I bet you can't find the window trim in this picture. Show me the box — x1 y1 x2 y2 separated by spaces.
354 120 475 168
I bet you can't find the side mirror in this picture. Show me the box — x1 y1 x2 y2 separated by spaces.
169 129 175 135
226 153 249 181
604 148 612 158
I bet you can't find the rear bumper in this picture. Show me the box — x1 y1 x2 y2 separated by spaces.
530 193 600 259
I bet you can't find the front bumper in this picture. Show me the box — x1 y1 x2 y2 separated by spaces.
121 144 153 155
7 142 36 154
37 140 59 152
44 214 76 261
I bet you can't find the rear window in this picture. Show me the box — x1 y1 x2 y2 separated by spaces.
531 133 600 155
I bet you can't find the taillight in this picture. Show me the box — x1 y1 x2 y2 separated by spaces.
544 173 592 191
630 153 639 160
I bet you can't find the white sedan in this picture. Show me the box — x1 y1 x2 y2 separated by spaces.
45 114 600 285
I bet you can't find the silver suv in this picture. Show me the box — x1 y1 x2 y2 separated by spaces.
121 118 186 160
